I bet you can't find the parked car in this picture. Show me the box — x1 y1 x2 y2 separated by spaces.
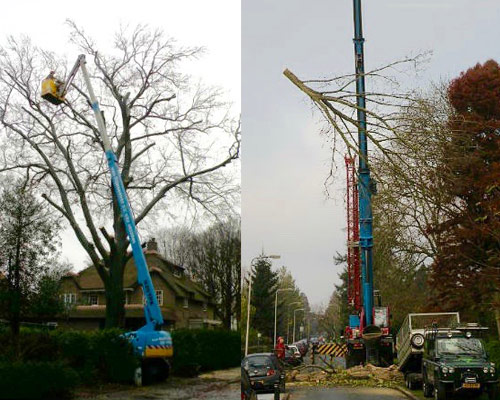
284 348 302 367
287 345 302 359
241 367 257 400
294 341 308 357
241 353 285 394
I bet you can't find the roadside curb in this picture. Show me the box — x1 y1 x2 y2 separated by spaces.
394 386 420 400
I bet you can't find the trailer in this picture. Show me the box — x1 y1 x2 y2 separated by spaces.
396 312 460 389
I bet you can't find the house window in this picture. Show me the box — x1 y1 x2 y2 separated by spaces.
203 302 208 311
183 298 189 309
143 290 164 306
156 290 163 306
88 294 98 306
63 293 76 305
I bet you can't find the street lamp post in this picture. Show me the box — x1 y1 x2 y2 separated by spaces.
245 254 280 356
274 288 293 347
293 308 305 343
287 301 302 343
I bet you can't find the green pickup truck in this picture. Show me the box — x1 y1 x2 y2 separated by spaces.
421 324 498 399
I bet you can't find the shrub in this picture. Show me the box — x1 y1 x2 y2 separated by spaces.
0 328 139 385
0 361 78 399
486 339 500 368
90 329 139 383
51 328 139 384
172 329 240 375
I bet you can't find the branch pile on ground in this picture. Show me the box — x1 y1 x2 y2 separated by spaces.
286 363 403 388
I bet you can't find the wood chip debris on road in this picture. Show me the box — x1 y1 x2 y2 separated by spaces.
286 363 404 389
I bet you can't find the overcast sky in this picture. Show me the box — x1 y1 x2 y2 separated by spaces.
242 0 500 307
0 0 240 270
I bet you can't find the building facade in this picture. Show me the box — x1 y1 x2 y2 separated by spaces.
59 239 220 330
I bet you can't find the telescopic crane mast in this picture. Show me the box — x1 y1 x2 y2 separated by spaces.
342 0 394 367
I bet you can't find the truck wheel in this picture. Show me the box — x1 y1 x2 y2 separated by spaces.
134 367 142 387
423 381 433 398
434 384 447 400
488 384 498 400
405 374 412 389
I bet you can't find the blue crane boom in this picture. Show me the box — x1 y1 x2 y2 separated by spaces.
352 0 374 328
78 58 164 330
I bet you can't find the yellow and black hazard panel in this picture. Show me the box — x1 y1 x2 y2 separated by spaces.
317 343 348 357
144 344 173 358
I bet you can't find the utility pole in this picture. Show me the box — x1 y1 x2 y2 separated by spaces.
353 0 374 327
274 288 293 346
244 275 252 356
293 308 305 343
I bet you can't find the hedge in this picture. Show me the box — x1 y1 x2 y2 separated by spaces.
0 361 78 399
171 329 240 375
0 328 139 386
0 327 239 395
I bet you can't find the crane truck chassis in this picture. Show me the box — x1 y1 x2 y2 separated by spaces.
42 55 173 385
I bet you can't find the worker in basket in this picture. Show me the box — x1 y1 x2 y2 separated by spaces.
41 71 65 105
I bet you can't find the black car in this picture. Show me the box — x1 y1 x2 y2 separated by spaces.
241 367 257 400
242 353 285 394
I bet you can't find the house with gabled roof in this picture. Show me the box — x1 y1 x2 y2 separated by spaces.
59 238 221 330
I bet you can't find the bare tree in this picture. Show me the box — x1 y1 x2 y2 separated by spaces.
0 23 240 327
157 217 241 330
283 56 450 267
284 58 500 334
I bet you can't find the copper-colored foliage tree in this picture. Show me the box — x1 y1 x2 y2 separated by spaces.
429 60 500 334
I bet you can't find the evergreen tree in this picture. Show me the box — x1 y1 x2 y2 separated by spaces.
0 179 60 338
251 257 278 340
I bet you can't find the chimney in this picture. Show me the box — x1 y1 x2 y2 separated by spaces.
146 238 159 253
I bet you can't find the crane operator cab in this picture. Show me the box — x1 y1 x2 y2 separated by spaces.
41 71 65 105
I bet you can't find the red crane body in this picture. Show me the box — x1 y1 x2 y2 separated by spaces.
345 156 361 312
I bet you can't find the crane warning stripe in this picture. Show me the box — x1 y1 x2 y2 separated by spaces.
317 343 347 357
145 345 173 358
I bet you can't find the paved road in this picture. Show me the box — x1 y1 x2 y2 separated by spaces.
75 367 240 400
287 387 407 399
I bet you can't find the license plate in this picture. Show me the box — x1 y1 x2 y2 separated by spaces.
462 383 480 389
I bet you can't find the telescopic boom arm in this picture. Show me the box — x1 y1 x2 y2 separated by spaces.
72 55 164 330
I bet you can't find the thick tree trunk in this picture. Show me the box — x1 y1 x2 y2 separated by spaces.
222 261 232 330
102 171 131 329
11 240 21 339
494 292 500 340
104 266 125 328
